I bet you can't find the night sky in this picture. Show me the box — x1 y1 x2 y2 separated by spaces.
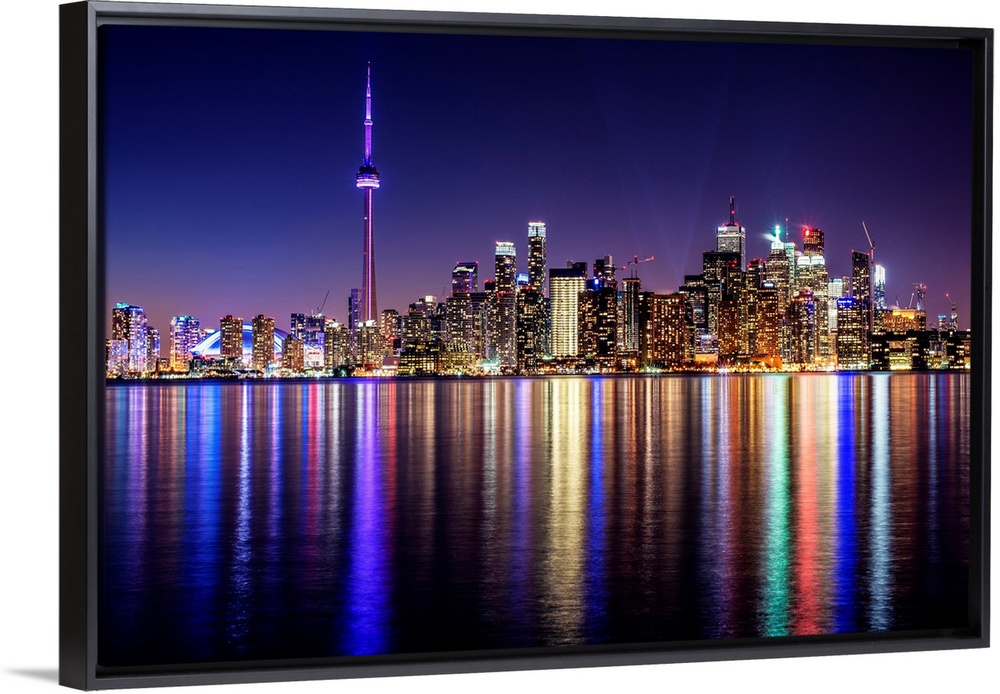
101 23 975 337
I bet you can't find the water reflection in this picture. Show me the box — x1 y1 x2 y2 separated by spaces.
102 374 971 667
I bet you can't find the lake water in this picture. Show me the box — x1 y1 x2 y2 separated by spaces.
100 373 970 667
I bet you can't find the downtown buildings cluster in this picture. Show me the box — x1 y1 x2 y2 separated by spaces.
106 201 971 380
105 66 971 380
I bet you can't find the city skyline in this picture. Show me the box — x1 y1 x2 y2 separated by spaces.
102 24 974 339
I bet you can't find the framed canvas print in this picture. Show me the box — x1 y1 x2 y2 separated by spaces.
59 0 991 690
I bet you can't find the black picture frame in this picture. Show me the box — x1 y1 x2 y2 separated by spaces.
59 1 992 690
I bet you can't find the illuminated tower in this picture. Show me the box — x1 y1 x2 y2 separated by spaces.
111 303 148 374
716 196 746 270
356 63 381 325
251 314 275 371
169 315 200 371
527 221 547 293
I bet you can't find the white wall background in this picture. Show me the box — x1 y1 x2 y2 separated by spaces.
1 2 994 693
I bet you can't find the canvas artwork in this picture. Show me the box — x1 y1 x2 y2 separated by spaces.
65 4 986 686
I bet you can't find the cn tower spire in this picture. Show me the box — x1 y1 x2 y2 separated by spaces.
363 62 373 166
356 62 381 326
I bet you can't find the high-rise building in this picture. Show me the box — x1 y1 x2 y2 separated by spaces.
527 221 547 293
492 242 517 370
852 250 873 332
111 302 149 374
873 263 887 309
219 315 244 363
578 282 617 369
324 321 349 368
836 297 869 370
716 196 746 270
787 290 816 365
144 326 160 373
647 293 692 368
549 262 587 357
356 64 381 325
169 315 201 372
515 288 545 373
251 314 275 371
620 276 642 355
494 242 517 294
452 262 479 294
765 229 793 312
702 250 740 341
796 253 829 360
282 335 305 372
756 282 781 360
802 227 825 256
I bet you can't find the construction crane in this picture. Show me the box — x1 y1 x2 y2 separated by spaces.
621 254 654 278
862 221 875 265
946 292 958 330
314 289 331 316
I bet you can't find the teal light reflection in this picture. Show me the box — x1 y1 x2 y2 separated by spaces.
760 376 791 637
869 376 892 630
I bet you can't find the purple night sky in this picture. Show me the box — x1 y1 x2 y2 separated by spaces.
101 24 974 337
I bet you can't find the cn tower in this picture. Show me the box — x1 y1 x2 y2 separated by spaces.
355 63 381 324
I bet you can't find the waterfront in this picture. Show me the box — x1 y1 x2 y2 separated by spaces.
101 373 970 666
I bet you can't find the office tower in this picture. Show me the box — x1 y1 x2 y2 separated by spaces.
802 227 825 256
787 290 816 365
873 263 887 309
593 255 616 289
380 309 402 353
324 321 349 368
492 242 517 370
348 288 360 361
827 278 845 356
756 282 781 360
852 250 873 332
251 315 275 371
169 315 201 372
494 242 517 293
702 250 740 341
111 302 148 374
527 221 547 293
356 64 381 325
621 276 642 354
578 281 617 369
549 262 587 357
356 320 382 368
716 196 746 270
836 297 869 370
515 288 545 373
446 291 474 353
796 251 829 360
716 278 742 362
765 229 792 312
219 315 244 362
452 261 479 294
679 275 709 340
647 293 692 368
282 335 305 372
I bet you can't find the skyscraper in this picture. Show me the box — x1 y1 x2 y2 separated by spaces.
169 314 201 372
219 315 244 362
356 63 381 325
111 302 148 374
452 262 479 294
852 250 873 332
251 314 275 371
527 221 547 293
549 262 587 357
716 196 746 270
